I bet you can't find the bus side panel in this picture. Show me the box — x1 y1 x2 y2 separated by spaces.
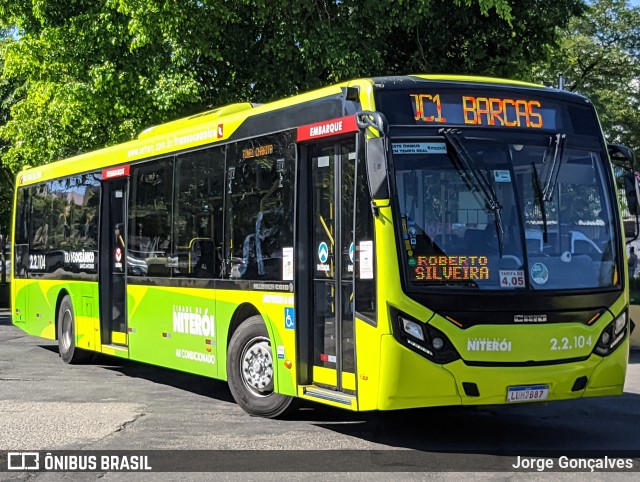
215 289 297 397
11 278 28 324
127 285 218 378
21 279 59 340
124 285 298 397
354 205 392 411
354 317 381 410
12 280 94 343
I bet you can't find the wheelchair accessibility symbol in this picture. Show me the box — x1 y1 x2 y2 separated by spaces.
284 307 295 330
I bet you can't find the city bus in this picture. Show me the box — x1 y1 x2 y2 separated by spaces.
11 75 638 417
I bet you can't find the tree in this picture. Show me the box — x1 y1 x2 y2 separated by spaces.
533 0 640 153
112 0 583 101
0 0 202 174
0 28 20 283
1 29 19 239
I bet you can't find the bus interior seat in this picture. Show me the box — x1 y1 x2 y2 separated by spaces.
146 258 170 276
193 239 216 278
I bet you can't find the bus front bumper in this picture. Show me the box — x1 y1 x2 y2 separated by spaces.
377 335 628 410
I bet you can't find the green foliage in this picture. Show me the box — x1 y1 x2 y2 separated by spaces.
110 0 582 102
533 0 640 153
0 1 201 173
0 31 20 239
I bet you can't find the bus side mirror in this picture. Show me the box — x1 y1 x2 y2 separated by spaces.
608 144 636 169
623 176 640 240
609 144 639 241
624 172 639 216
366 137 390 200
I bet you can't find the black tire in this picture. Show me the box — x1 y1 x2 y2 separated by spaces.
57 295 89 364
227 315 296 418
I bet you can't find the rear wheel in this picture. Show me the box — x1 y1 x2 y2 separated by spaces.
57 295 89 364
227 315 295 418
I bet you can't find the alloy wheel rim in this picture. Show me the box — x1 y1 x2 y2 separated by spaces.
61 309 72 351
240 336 274 397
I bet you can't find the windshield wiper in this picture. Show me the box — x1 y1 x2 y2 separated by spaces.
531 162 549 243
439 128 504 254
542 133 566 202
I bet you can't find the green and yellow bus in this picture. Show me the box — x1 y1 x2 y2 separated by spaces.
11 75 638 417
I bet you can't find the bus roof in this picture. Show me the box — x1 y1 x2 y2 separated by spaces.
16 74 576 186
378 74 544 89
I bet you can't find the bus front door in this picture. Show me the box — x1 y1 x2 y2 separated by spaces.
308 141 357 398
99 176 129 347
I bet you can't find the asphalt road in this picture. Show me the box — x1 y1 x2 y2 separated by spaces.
1 307 639 480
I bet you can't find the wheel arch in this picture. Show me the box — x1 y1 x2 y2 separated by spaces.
54 288 71 341
226 302 261 347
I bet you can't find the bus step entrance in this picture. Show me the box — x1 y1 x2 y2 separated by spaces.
302 386 357 408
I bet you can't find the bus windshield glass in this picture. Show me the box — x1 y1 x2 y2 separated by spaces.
392 134 618 291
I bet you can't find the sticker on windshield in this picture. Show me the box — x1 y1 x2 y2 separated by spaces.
499 270 525 288
493 170 511 183
359 241 374 279
408 226 417 247
530 262 549 285
392 143 446 155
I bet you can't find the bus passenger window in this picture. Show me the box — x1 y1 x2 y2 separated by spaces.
226 134 294 280
129 158 174 277
174 147 225 279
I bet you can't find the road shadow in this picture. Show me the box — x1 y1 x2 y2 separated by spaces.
102 360 236 403
37 344 235 403
307 394 640 456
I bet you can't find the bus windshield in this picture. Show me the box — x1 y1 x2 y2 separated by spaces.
392 133 618 291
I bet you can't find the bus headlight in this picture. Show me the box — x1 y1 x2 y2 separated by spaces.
401 317 425 341
594 309 628 356
614 311 627 335
391 307 460 364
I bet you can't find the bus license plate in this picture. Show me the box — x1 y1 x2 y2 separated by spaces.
506 385 549 403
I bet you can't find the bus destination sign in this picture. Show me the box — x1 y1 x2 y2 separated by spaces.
409 93 556 130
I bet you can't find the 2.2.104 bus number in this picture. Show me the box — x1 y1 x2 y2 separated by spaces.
29 254 46 270
550 335 592 351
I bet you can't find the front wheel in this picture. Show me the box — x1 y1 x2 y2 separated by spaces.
57 295 89 364
227 315 295 418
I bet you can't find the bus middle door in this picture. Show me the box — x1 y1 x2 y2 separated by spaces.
99 167 130 348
